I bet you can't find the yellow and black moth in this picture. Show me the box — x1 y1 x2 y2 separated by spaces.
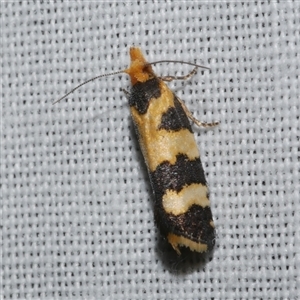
54 47 217 255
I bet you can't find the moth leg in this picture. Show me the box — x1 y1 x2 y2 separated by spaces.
159 67 198 82
177 96 219 128
121 88 130 97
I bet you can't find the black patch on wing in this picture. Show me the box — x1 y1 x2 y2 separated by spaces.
129 77 161 114
150 154 206 201
155 204 215 251
159 95 193 132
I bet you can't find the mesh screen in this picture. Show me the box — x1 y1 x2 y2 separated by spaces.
2 2 299 299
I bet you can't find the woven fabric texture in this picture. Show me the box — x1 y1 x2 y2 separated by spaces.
2 2 299 299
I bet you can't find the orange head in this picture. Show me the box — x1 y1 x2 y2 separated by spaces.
124 47 155 85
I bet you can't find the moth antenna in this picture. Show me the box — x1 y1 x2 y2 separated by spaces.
53 60 209 105
148 60 210 70
53 69 125 105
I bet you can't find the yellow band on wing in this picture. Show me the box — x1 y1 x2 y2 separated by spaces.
162 183 210 216
167 233 208 255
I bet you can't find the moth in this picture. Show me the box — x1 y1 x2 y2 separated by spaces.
54 47 218 255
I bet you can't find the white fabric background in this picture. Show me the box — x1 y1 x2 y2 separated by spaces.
2 2 299 299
